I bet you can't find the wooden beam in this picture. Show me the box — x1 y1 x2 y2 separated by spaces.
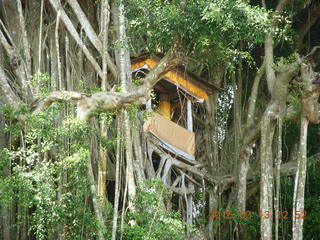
177 169 202 187
187 99 193 131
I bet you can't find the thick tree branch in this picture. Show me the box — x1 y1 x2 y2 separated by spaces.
0 65 22 106
264 35 276 94
304 46 320 64
271 61 299 110
16 0 31 79
274 0 291 19
35 45 185 119
246 60 265 127
0 28 29 100
236 60 264 210
260 1 298 231
67 0 102 51
264 0 292 94
300 62 320 123
101 0 111 90
67 0 118 79
48 0 105 81
33 91 86 111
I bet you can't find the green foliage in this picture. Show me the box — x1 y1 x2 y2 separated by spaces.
307 125 320 157
286 79 302 121
0 146 100 240
276 52 299 67
0 104 30 137
273 14 295 43
31 73 52 98
75 79 101 94
202 0 270 44
127 104 141 122
58 115 90 146
287 90 301 119
303 155 320 239
230 208 260 235
126 0 271 64
132 77 142 86
278 155 320 239
122 179 185 240
0 105 108 239
0 104 187 240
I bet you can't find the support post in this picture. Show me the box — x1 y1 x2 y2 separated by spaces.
159 93 171 119
146 98 151 110
187 99 193 131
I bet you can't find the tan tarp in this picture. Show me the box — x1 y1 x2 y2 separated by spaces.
143 112 195 156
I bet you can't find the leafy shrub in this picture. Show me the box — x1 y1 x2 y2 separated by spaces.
122 179 185 240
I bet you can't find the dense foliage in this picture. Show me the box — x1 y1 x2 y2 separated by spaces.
126 0 270 63
1 0 320 239
0 105 185 239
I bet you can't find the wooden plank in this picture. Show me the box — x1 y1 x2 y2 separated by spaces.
177 169 202 187
146 134 197 164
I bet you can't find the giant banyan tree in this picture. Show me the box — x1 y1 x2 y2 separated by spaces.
1 0 320 240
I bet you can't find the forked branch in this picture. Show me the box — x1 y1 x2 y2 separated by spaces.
34 45 185 119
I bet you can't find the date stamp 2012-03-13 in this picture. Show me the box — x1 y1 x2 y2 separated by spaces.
208 210 307 220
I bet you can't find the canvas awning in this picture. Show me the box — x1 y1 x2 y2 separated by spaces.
143 112 195 156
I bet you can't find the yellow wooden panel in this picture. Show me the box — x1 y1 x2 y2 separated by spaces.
131 61 147 70
164 71 208 100
131 59 208 100
158 100 171 119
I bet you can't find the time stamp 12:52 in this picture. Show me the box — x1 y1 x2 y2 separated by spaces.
208 210 308 220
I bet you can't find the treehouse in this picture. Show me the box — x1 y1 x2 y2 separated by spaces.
131 54 218 225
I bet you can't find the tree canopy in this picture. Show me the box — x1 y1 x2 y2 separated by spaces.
1 0 320 239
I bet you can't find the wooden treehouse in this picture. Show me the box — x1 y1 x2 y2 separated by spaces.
131 54 217 225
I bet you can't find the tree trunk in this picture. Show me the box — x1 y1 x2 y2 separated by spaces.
204 69 223 239
274 118 283 240
97 0 110 207
117 0 136 204
291 61 320 240
88 136 106 240
292 115 308 240
0 103 11 240
111 116 122 240
260 113 275 240
236 61 265 211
